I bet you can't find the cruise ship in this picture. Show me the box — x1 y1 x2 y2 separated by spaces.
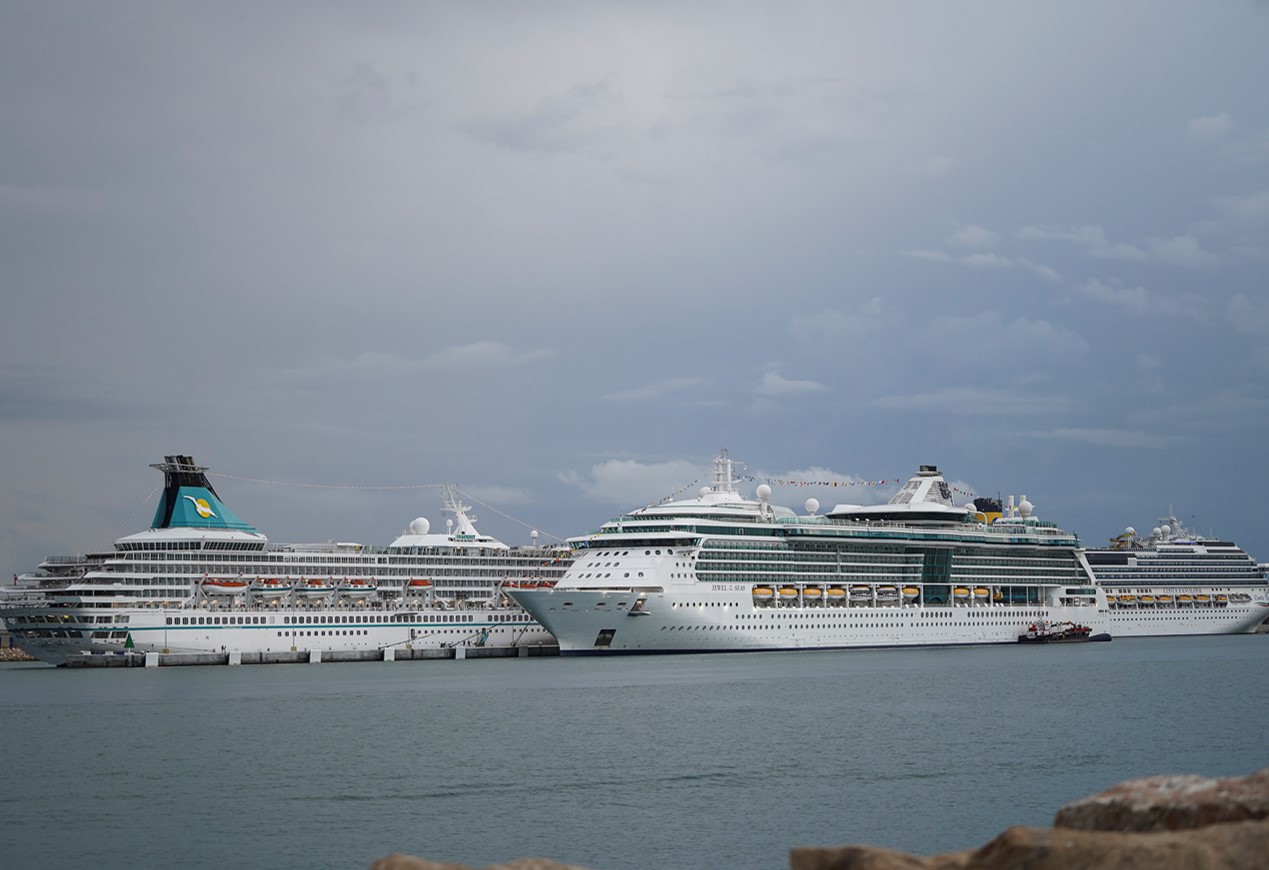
506 451 1111 654
1084 513 1269 636
1 456 572 665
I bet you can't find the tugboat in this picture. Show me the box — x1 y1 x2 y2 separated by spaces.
1018 620 1110 643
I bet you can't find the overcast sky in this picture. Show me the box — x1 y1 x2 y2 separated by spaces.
3 1 1269 576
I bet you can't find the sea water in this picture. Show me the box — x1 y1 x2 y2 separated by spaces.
1 636 1266 870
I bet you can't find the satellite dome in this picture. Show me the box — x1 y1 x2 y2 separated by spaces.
805 497 819 515
1125 527 1135 537
1152 527 1162 538
1160 524 1171 536
756 483 772 500
408 517 430 535
1018 499 1033 518
699 486 711 498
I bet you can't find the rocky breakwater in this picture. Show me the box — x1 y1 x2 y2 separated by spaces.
369 768 1269 870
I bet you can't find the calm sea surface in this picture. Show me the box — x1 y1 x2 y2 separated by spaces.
1 636 1266 870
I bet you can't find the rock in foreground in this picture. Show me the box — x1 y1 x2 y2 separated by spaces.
373 768 1269 870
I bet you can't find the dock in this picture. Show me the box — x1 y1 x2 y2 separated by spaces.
59 644 560 668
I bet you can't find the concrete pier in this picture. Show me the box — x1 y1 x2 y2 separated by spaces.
60 644 559 668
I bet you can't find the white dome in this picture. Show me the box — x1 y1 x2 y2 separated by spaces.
699 486 711 498
1160 524 1172 536
408 517 430 535
1125 526 1135 536
1018 499 1033 517
804 497 820 515
756 483 772 500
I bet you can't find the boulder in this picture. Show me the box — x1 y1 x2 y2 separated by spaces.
1054 768 1269 832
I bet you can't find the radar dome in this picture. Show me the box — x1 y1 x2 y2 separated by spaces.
1018 499 1033 517
1160 524 1171 536
805 497 819 515
1125 527 1135 537
756 483 772 500
699 486 711 498
408 517 430 535
1152 527 1162 538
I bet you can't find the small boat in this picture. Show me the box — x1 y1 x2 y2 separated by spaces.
901 586 919 600
876 585 899 599
1119 594 1136 604
973 587 989 599
752 586 774 600
1018 620 1109 644
803 586 823 600
1215 594 1229 604
1156 594 1174 605
1178 594 1194 604
826 587 846 602
339 578 377 598
849 585 871 600
953 587 970 599
1139 595 1155 604
778 587 799 601
295 579 335 597
201 578 248 596
249 577 291 599
407 578 433 590
1195 594 1211 604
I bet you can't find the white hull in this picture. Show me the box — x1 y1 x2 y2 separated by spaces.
511 587 1111 654
9 603 553 666
1104 598 1269 636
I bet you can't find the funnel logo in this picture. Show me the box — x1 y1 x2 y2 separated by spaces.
183 495 217 519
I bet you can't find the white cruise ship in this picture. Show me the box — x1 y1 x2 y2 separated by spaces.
507 451 1112 654
1083 514 1269 636
1 456 571 665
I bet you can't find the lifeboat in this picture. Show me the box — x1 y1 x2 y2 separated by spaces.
876 585 899 598
1178 594 1193 604
803 586 823 600
1215 594 1228 602
826 587 846 602
902 587 919 600
202 579 248 596
1232 593 1251 603
249 578 291 599
1119 594 1136 604
339 579 378 598
778 587 799 601
992 590 1004 601
1195 594 1211 604
1156 594 1174 605
953 587 970 599
752 587 774 601
973 587 989 599
1139 595 1155 604
407 578 433 590
295 579 335 597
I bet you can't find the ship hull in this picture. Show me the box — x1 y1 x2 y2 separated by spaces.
4 604 554 666
509 588 1112 655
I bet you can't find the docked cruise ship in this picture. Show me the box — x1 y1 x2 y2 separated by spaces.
1 456 572 665
506 451 1112 654
1085 514 1269 636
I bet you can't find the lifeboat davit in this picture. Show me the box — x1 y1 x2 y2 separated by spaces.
202 579 248 596
849 586 871 600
